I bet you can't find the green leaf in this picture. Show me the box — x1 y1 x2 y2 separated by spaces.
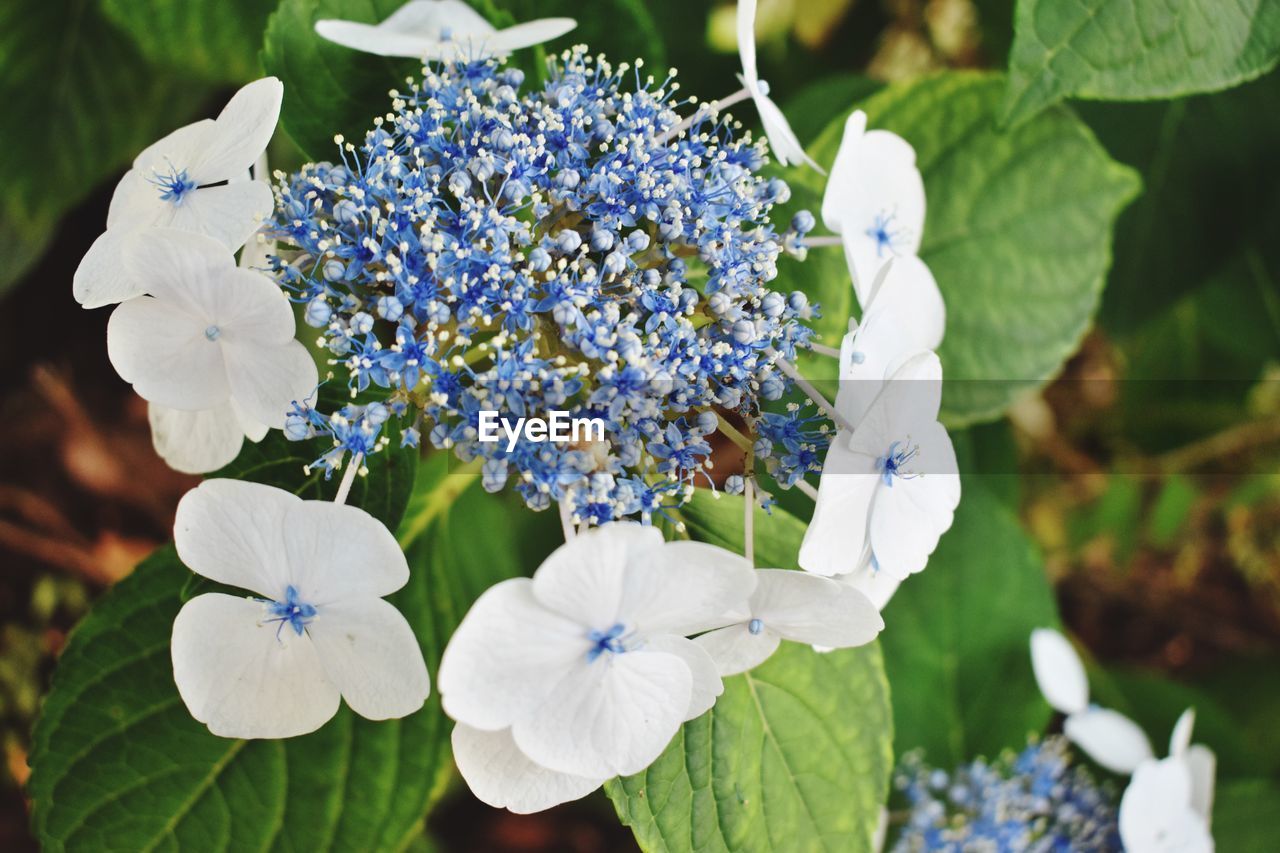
789 72 1140 425
101 0 277 83
1001 0 1280 126
262 0 420 160
879 482 1059 764
494 0 666 67
1085 71 1280 334
1212 779 1280 852
26 452 529 851
0 212 54 299
607 490 893 852
606 642 892 853
781 74 883 147
0 0 208 243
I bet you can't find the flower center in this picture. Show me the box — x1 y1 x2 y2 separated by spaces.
865 211 903 257
265 585 317 637
876 438 920 487
151 164 198 204
586 622 628 662
748 618 764 635
204 325 221 341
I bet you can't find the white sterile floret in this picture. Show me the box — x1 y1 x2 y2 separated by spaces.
736 0 819 170
171 479 430 739
1029 627 1155 775
799 351 960 586
821 110 926 301
74 77 283 308
106 228 318 470
693 569 883 675
1119 709 1217 853
437 523 755 810
834 257 945 427
315 0 575 60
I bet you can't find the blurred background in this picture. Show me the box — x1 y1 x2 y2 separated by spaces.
2 0 1277 849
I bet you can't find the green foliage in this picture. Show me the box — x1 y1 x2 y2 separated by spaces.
607 490 893 852
777 72 1139 426
607 642 892 853
101 0 277 83
494 0 666 67
1002 0 1280 125
879 482 1059 764
0 0 207 296
781 74 882 146
25 447 535 851
1213 778 1280 851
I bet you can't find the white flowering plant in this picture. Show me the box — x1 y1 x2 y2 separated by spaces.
9 0 1280 851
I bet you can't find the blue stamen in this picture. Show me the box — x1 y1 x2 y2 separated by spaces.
149 163 198 204
263 585 317 638
865 211 904 257
586 622 628 662
204 325 221 341
876 438 921 487
848 350 866 365
748 618 764 635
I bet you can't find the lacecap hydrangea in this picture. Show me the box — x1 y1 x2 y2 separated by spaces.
267 47 829 523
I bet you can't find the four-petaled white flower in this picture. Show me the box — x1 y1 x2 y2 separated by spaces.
694 569 883 675
834 257 945 428
106 228 318 472
172 479 430 739
1119 708 1216 853
315 0 575 60
736 0 819 170
74 78 283 309
822 110 926 301
438 523 754 813
800 351 960 583
1029 627 1156 774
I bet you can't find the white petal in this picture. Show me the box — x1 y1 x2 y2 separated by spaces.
230 397 270 442
106 296 230 410
106 169 169 232
73 230 146 309
1169 707 1196 758
386 0 493 36
193 78 283 182
512 649 690 777
131 119 217 175
451 724 604 815
1065 707 1156 775
750 569 883 648
798 437 876 576
172 593 340 739
306 598 430 720
163 181 274 251
1119 758 1212 853
867 444 960 578
439 578 588 731
848 351 944 455
821 110 868 231
487 18 577 53
313 20 438 58
621 540 756 636
280 499 410 603
1029 628 1089 715
836 561 902 612
148 402 246 474
224 340 318 429
694 623 780 677
121 227 233 306
754 90 821 171
736 0 759 85
531 522 662 625
642 635 723 720
1185 744 1216 824
174 479 300 597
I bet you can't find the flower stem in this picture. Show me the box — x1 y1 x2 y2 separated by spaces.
333 452 364 506
559 497 576 542
767 348 855 432
657 86 752 145
805 234 843 247
795 478 820 502
807 342 842 359
743 477 755 567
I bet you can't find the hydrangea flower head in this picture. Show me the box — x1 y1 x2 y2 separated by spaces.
268 48 817 519
891 735 1123 851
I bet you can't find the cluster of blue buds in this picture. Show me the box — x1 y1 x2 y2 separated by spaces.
267 47 825 520
890 736 1121 852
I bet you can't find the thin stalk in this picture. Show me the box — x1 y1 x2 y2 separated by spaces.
743 477 755 566
657 86 752 145
795 478 820 502
333 452 364 506
767 348 855 433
